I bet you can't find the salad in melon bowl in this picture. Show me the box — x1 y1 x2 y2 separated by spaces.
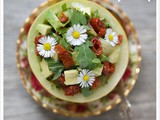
27 0 129 103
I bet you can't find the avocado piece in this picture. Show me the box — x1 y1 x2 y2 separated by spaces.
108 47 121 63
64 70 79 85
81 7 91 16
36 23 52 35
92 65 103 77
46 10 68 30
100 38 118 55
40 59 53 78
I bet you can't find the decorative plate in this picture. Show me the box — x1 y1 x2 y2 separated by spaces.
16 0 141 117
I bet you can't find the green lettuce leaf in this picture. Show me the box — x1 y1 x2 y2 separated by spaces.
70 10 87 25
74 41 98 70
44 58 64 80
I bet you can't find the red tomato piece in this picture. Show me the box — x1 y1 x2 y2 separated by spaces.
54 44 75 68
90 38 103 56
58 74 65 87
102 62 115 75
64 85 80 96
117 35 123 45
59 12 69 23
92 77 101 89
90 18 106 37
34 35 44 45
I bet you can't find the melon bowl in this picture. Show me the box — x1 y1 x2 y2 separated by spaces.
27 0 129 103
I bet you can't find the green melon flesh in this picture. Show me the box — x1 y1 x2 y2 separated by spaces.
27 0 129 103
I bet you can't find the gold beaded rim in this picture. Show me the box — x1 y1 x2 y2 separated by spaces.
16 0 141 117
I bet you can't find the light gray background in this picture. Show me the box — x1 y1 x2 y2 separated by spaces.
4 0 156 120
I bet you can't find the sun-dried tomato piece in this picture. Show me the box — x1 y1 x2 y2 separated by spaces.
34 35 44 56
59 12 69 23
64 85 80 96
92 77 101 89
98 28 106 37
58 74 65 87
102 62 115 75
55 44 75 68
90 18 106 37
117 35 123 45
34 35 44 45
90 38 103 56
30 72 43 91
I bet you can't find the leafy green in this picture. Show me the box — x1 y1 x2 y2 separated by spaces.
98 54 108 62
102 19 111 28
92 10 99 18
44 58 64 80
62 3 67 11
56 27 69 34
70 10 87 25
59 37 71 50
81 87 93 97
74 41 97 70
51 33 61 42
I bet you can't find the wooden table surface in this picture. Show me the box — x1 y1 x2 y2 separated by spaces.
4 0 156 120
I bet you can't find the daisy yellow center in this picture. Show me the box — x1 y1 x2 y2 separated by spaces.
44 43 51 51
72 31 80 39
108 34 114 41
83 75 90 82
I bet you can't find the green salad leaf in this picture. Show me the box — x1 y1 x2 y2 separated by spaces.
70 10 87 25
92 10 99 18
62 3 67 11
44 58 64 80
75 41 98 70
98 54 108 62
59 37 71 50
81 87 93 97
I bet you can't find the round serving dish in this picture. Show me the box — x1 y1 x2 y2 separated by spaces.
16 0 141 117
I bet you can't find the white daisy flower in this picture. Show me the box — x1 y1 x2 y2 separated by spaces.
77 69 95 88
36 36 57 58
104 28 118 47
72 2 85 11
66 24 88 46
